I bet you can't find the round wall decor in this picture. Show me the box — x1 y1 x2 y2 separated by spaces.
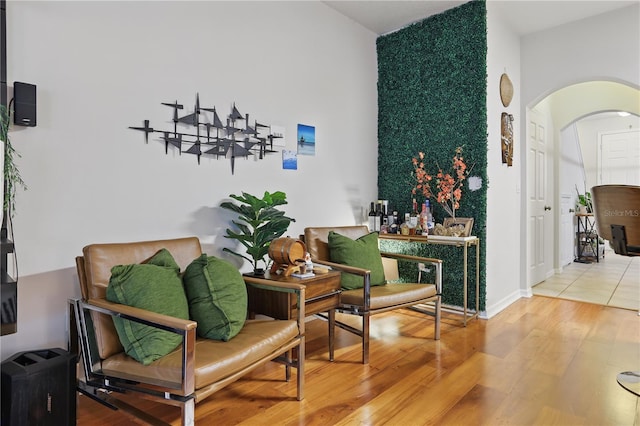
500 73 513 107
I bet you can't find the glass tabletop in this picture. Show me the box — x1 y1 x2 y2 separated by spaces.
617 371 640 396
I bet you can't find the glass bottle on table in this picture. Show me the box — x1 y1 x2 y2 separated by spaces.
409 199 419 233
400 213 410 235
380 217 389 234
368 202 376 232
419 201 429 236
378 201 386 232
425 199 434 234
389 210 399 234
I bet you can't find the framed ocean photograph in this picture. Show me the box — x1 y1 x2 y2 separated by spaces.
297 124 315 156
282 150 297 170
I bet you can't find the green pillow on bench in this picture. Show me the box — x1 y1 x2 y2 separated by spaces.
328 231 386 290
106 248 189 366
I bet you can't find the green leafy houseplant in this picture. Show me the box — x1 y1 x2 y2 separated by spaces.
575 185 592 213
220 190 295 274
0 104 27 218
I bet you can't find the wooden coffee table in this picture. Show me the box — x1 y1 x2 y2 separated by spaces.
244 270 341 360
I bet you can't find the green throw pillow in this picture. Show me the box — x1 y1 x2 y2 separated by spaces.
183 254 247 341
328 231 386 290
106 248 189 366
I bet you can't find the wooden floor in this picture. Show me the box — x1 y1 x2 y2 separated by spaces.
76 296 640 425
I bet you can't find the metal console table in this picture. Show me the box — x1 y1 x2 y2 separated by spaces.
378 234 480 326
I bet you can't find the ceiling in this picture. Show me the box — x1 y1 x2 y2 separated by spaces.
322 1 638 36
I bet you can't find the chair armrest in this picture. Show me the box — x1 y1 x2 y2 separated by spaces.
242 276 306 293
88 298 197 333
308 259 373 308
74 298 197 396
310 259 371 276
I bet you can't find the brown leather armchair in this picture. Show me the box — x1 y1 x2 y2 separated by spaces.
304 226 441 364
70 237 305 425
591 185 640 256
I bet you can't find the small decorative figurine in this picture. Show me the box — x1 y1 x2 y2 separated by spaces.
304 252 313 273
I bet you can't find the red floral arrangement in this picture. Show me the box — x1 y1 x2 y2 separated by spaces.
412 147 472 218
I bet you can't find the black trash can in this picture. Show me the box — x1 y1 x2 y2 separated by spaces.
1 348 77 426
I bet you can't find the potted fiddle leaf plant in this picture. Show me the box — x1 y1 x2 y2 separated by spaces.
220 190 295 275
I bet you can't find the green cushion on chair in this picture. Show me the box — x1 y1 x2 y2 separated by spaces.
106 248 189 366
328 231 386 290
183 254 247 341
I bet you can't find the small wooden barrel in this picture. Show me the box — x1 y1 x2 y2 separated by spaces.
269 238 306 275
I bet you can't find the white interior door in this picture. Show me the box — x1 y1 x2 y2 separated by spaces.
527 109 552 285
560 194 574 266
599 130 640 185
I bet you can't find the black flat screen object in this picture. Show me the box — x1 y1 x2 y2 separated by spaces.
13 81 36 127
1 348 77 425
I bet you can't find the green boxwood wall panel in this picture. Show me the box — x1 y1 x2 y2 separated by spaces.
377 0 487 310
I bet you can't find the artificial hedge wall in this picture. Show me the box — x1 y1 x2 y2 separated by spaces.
376 0 487 310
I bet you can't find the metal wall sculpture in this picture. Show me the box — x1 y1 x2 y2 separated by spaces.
130 94 282 174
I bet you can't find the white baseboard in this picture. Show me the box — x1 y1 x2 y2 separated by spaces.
484 289 530 319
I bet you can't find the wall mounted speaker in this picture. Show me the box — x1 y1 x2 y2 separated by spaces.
13 81 36 127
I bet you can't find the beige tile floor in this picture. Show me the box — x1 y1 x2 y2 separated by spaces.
532 248 640 311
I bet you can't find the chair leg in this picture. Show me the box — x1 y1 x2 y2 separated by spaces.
297 335 305 401
434 296 441 340
285 350 292 381
328 309 335 361
362 313 370 364
181 398 195 426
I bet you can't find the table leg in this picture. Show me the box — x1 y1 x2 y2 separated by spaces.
328 309 335 362
463 243 468 326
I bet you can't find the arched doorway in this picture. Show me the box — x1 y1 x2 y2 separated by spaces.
527 80 640 308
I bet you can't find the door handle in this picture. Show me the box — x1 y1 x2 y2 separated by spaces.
544 206 551 211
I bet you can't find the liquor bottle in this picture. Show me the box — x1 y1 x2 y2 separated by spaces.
419 201 429 235
400 214 410 235
378 201 386 231
409 199 419 230
387 206 395 228
414 217 423 236
425 199 434 234
389 218 398 235
380 217 389 234
374 202 381 232
368 202 376 232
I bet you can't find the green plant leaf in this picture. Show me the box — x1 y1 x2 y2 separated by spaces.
220 190 295 270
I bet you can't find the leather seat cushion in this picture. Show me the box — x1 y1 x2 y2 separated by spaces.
101 319 299 395
341 283 437 310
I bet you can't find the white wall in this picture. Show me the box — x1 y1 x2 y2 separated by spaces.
521 3 640 107
484 2 523 316
2 1 378 360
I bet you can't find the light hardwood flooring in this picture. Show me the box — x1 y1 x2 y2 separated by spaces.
532 249 640 311
76 296 640 425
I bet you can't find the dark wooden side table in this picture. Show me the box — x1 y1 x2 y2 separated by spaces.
243 270 341 360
